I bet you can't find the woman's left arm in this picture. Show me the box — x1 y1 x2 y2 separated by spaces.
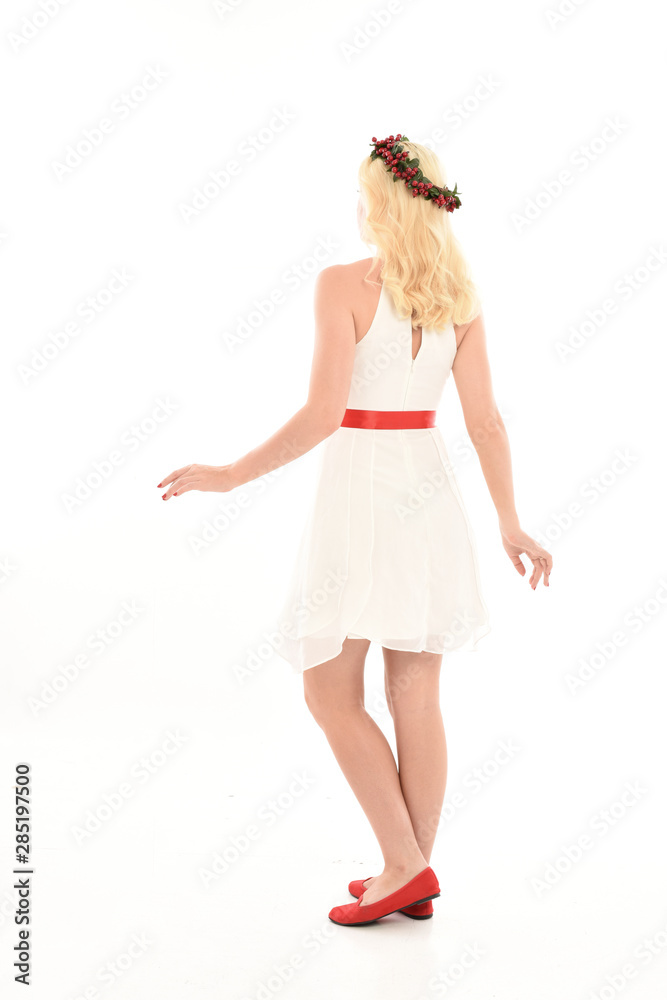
158 266 356 499
452 308 553 589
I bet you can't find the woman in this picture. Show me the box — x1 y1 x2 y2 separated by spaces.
158 133 552 927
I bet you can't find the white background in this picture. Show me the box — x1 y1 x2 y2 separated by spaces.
1 0 666 997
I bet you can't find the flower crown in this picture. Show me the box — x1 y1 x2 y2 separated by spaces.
369 133 461 211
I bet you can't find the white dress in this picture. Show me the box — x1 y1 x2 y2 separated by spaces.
274 280 491 673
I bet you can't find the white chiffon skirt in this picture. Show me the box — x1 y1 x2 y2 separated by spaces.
274 426 492 674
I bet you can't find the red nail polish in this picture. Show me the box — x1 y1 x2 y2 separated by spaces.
174 492 178 496
157 483 162 488
162 494 166 499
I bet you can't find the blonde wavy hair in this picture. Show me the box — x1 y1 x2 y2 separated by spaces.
358 139 481 331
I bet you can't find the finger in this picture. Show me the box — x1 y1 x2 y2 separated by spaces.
163 477 199 500
526 548 550 581
162 478 184 500
158 465 192 488
510 554 526 576
530 559 544 590
169 479 198 498
536 548 553 575
537 558 548 587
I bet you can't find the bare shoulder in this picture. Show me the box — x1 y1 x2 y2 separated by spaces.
316 258 374 288
313 265 351 313
314 260 376 319
315 263 345 285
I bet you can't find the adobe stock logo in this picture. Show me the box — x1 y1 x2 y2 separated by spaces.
51 67 169 179
60 397 179 513
221 237 341 354
198 772 316 888
69 730 189 846
26 600 145 716
177 107 296 223
7 0 73 53
18 269 134 385
510 117 628 233
565 577 667 694
545 0 592 29
338 0 420 63
530 781 648 898
554 246 667 361
534 448 638 547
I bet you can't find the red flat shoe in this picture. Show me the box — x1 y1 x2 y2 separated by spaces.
348 877 434 919
330 866 440 926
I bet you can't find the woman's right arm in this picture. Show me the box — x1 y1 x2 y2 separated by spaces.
159 267 357 501
226 266 356 489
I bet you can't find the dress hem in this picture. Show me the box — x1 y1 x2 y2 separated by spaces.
280 621 492 675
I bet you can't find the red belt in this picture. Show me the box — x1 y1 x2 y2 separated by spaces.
340 409 437 429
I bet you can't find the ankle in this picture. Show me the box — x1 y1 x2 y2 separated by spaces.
382 857 428 877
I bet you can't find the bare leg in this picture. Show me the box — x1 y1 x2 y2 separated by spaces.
360 648 447 893
303 638 428 905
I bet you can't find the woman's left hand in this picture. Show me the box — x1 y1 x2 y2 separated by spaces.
157 463 237 499
499 523 552 589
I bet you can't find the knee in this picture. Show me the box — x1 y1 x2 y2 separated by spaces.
303 686 326 725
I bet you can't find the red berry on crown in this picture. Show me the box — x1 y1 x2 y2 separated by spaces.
368 133 461 211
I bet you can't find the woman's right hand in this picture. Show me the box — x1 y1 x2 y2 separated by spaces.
499 523 553 589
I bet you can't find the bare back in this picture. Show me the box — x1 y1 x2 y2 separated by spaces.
340 258 471 356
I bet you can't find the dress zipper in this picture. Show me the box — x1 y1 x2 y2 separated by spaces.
402 358 415 409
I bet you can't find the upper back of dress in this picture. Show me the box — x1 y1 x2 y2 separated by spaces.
346 281 457 412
